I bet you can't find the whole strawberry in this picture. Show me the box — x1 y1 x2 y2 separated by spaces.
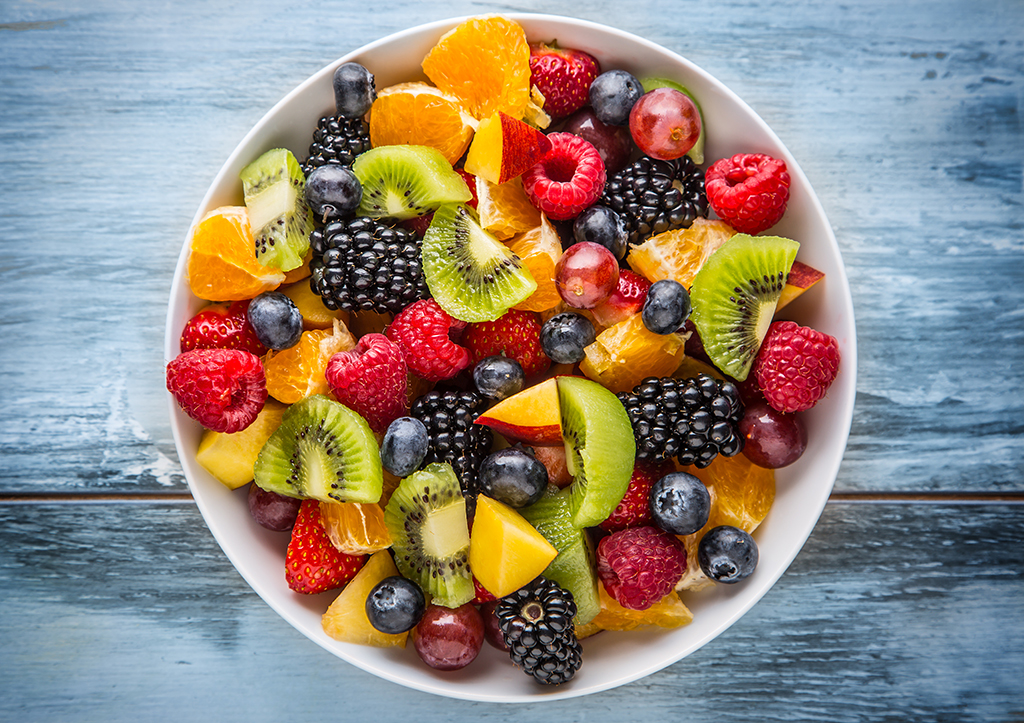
600 458 676 532
385 299 471 382
705 153 790 235
179 300 267 356
285 500 366 594
462 309 551 378
754 320 840 413
325 333 408 435
166 348 267 433
529 43 601 120
596 525 687 610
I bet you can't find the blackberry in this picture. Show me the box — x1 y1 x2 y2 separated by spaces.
309 216 429 315
617 373 744 469
301 114 372 176
601 155 709 246
409 390 493 501
495 577 582 686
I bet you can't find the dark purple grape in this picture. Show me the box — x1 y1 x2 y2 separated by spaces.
247 483 301 531
411 603 484 671
479 600 509 652
561 107 634 174
739 400 808 468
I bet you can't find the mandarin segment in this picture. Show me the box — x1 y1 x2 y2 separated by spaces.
590 584 693 632
369 82 477 166
186 206 286 301
507 214 563 312
579 314 687 393
475 175 542 240
626 218 736 289
319 500 393 555
264 320 356 404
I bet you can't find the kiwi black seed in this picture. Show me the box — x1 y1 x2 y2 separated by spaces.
689 234 800 382
253 395 382 504
351 144 472 221
421 203 538 322
555 376 636 529
240 147 314 272
383 462 474 608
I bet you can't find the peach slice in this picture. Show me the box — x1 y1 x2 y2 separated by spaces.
464 111 552 185
776 260 825 310
474 377 561 444
469 495 558 598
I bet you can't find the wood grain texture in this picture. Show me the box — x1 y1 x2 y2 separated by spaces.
0 502 1020 721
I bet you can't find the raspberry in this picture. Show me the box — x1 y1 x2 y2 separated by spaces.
179 300 266 356
705 153 790 235
522 132 606 221
462 309 552 378
385 299 471 382
166 349 268 433
325 333 408 434
753 320 841 413
599 459 676 533
596 525 687 610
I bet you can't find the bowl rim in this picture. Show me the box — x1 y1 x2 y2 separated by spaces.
165 12 857 702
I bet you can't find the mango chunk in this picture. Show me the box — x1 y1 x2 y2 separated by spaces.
469 495 558 597
195 400 287 488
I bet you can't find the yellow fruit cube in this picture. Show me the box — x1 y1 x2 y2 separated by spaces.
195 400 287 488
322 549 408 648
469 495 558 598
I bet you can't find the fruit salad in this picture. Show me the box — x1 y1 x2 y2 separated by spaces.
167 15 842 688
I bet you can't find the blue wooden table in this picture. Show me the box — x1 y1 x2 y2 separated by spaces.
1 0 1022 720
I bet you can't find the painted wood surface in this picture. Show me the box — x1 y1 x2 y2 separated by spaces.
0 0 1022 719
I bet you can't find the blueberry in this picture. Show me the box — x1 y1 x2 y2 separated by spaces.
573 205 628 259
641 279 691 334
588 69 644 126
477 448 548 508
304 164 362 222
380 417 429 477
649 471 710 535
697 525 759 584
366 575 426 634
540 312 596 364
246 291 303 350
333 62 376 118
473 355 525 401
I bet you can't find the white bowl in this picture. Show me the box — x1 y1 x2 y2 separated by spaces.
165 13 856 703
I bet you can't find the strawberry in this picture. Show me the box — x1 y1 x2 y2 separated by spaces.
529 43 601 120
165 348 267 433
600 459 676 532
462 309 552 378
179 300 267 356
285 500 366 594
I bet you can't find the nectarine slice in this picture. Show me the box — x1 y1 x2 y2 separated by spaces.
475 377 561 444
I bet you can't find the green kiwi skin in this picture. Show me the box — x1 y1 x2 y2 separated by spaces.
383 462 474 609
253 395 382 504
240 148 313 272
690 233 800 382
556 376 636 529
520 485 601 624
421 203 538 323
352 144 472 220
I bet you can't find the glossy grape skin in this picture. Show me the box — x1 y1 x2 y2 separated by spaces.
561 107 634 174
247 483 301 532
411 603 485 671
479 600 510 652
304 164 362 222
629 88 701 161
554 241 620 309
739 400 808 468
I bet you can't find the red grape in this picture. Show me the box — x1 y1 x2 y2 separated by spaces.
739 400 808 468
411 603 484 671
561 107 634 174
554 241 620 309
247 483 301 531
629 88 701 160
478 600 509 652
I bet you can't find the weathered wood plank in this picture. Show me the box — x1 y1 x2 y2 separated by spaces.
0 0 1020 496
0 502 1020 720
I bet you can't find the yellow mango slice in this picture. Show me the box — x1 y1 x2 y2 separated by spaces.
195 400 288 489
469 495 558 598
322 549 408 648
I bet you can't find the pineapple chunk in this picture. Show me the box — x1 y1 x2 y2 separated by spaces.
195 400 287 488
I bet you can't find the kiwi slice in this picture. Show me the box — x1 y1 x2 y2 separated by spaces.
690 233 800 382
556 376 635 529
351 144 472 220
520 485 601 624
253 395 382 504
422 203 537 322
639 77 705 164
240 148 314 272
383 462 474 608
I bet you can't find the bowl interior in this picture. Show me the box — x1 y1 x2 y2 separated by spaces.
165 13 856 702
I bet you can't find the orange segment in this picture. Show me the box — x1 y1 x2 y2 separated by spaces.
588 584 693 632
475 175 542 240
263 320 356 404
579 314 687 393
186 206 285 301
319 501 392 555
626 218 736 289
421 16 532 121
507 214 562 312
369 82 477 166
